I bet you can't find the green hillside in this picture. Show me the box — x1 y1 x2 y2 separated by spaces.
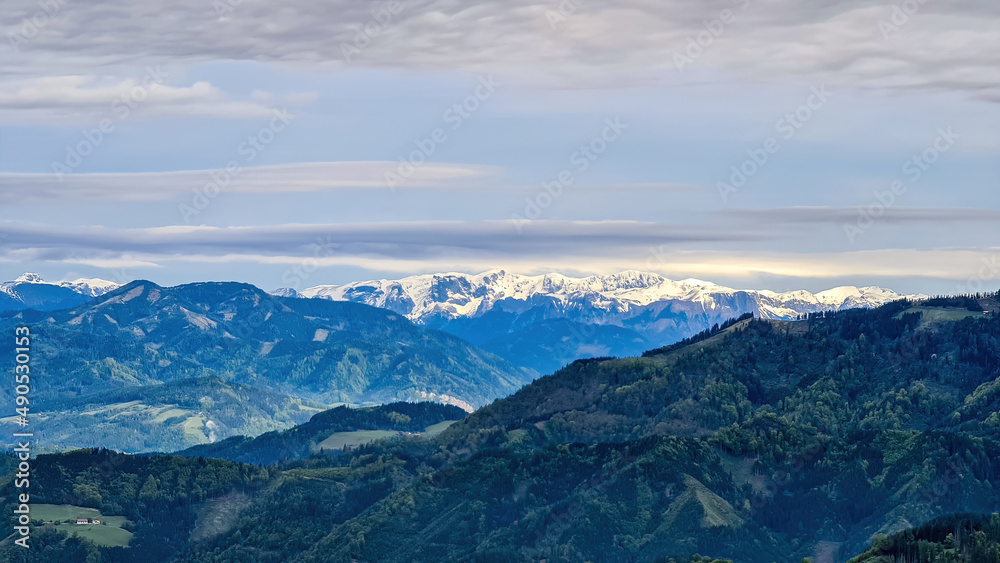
849 513 1000 563
28 504 133 548
0 281 529 407
0 281 530 452
1 377 330 453
5 301 1000 562
176 401 468 465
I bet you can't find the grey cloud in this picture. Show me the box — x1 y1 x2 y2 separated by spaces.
2 0 999 100
0 220 765 264
0 162 493 203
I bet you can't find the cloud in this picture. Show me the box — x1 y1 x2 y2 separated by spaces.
0 162 494 203
0 220 762 268
726 207 1000 224
3 0 999 100
0 73 314 123
2 219 999 287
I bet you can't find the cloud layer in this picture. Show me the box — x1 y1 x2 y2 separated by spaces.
2 220 999 290
0 162 493 203
4 0 999 99
0 73 316 123
2 1 997 295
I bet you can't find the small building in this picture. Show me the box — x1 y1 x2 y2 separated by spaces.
93 520 101 525
76 519 89 525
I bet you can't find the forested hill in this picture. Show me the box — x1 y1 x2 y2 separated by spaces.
175 401 467 465
0 280 529 408
4 300 1000 562
849 513 1000 563
450 299 999 449
0 280 531 452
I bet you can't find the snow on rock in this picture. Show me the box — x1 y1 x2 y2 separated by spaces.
2 273 121 298
300 270 926 325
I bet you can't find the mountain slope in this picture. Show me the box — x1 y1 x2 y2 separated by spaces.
176 401 467 465
0 281 530 451
192 300 1000 562
8 300 996 562
291 270 926 373
19 377 332 453
7 301 1000 563
849 513 1000 563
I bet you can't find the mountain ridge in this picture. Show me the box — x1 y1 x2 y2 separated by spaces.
0 279 531 452
0 270 929 376
0 273 121 311
294 269 925 322
286 269 929 373
8 300 997 562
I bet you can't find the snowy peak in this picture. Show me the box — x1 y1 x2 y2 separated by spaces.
814 286 903 308
271 287 301 298
299 270 925 326
3 273 121 296
59 277 123 297
0 273 122 311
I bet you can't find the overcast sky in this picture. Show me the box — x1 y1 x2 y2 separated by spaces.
1 0 998 294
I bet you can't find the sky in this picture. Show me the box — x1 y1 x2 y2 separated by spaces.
1 0 998 295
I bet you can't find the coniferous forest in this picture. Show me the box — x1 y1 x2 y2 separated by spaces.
4 299 1000 562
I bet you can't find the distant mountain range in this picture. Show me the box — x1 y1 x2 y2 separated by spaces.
0 280 528 452
1 271 928 375
287 270 929 373
0 273 120 311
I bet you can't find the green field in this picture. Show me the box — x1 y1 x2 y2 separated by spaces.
153 406 190 423
31 504 102 522
183 415 209 443
30 504 132 547
899 306 986 325
317 429 398 450
281 467 353 482
63 524 133 547
315 421 459 452
423 420 459 437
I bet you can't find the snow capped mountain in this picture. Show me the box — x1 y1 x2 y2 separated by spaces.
294 269 924 324
0 273 121 311
281 270 928 375
270 287 301 299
